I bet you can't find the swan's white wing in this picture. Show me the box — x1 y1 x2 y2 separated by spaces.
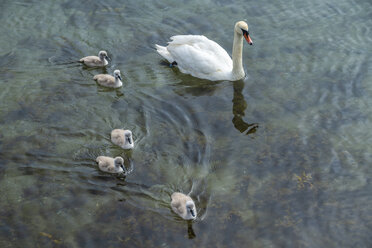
166 35 233 80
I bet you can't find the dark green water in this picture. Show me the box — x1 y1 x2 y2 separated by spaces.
0 0 371 247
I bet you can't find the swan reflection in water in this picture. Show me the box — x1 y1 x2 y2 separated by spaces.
187 220 196 239
171 78 258 135
232 80 258 135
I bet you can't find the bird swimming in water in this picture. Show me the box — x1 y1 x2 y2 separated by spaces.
111 129 134 149
94 70 123 88
171 192 197 220
96 156 125 174
79 50 110 67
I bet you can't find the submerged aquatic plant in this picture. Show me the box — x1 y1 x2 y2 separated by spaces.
293 172 313 189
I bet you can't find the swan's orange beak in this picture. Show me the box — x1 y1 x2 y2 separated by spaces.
244 33 253 45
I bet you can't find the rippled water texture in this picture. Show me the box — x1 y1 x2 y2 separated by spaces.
0 0 372 247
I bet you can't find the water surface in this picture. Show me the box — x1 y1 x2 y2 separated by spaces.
0 0 371 247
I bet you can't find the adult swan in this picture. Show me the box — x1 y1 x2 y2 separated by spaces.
155 21 253 81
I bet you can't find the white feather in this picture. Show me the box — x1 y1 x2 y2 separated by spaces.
155 21 252 81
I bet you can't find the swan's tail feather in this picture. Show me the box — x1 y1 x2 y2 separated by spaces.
155 44 173 62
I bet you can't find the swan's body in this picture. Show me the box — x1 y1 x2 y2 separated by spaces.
94 70 123 88
111 129 134 149
79 51 109 67
96 156 125 174
171 192 197 220
155 21 253 81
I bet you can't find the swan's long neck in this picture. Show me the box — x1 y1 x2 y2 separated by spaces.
231 32 245 79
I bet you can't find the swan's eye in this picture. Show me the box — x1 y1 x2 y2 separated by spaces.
241 29 249 36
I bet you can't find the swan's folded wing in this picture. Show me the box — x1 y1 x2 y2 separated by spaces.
94 75 114 86
111 131 125 147
171 200 184 215
167 35 232 79
169 35 208 45
97 157 109 169
81 56 100 63
169 35 232 66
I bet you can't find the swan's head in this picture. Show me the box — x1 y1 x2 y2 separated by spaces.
114 157 125 170
235 21 253 45
186 201 197 220
98 50 110 61
114 69 122 81
123 130 134 149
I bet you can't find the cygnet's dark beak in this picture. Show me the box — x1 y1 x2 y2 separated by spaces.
126 137 132 144
105 55 111 61
190 209 195 217
242 29 253 45
118 75 122 81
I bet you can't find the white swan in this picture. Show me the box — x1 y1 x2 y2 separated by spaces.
94 70 123 88
155 21 253 81
79 50 109 67
171 192 197 220
111 129 134 149
96 156 125 174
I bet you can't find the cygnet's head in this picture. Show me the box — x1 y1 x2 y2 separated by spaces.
186 201 197 220
124 130 134 148
235 21 253 45
98 50 110 61
114 70 122 81
114 157 125 169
